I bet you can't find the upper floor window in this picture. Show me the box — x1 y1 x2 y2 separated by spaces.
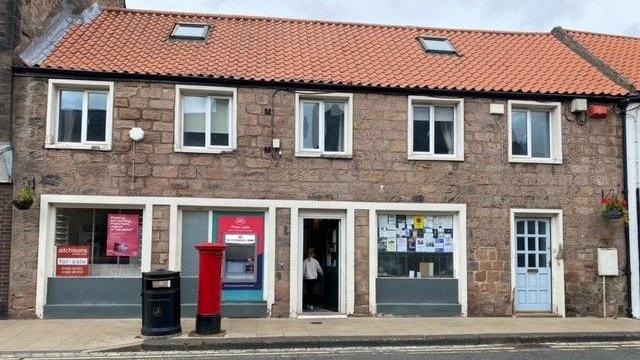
174 85 237 154
508 100 562 164
419 37 457 54
295 92 353 157
407 96 464 161
45 79 114 151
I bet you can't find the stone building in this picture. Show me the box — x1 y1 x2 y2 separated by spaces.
0 0 125 319
5 5 636 319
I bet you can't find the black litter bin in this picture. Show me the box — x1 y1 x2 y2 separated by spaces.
141 269 181 336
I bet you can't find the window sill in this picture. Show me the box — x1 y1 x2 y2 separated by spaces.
174 146 236 154
408 153 463 161
508 157 562 165
295 152 353 159
45 143 111 151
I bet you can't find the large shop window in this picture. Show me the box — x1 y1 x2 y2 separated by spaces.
45 79 114 151
295 93 353 157
54 208 142 277
377 214 454 278
175 85 237 154
408 96 464 161
508 100 562 164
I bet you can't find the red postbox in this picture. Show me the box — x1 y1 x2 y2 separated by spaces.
195 242 226 335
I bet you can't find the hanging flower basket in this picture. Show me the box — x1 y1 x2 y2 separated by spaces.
603 209 624 220
11 198 33 210
11 185 34 211
600 187 628 223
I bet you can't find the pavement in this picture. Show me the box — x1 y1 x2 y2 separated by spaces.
2 317 640 353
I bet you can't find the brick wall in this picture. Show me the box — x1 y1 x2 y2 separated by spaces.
152 205 170 270
0 184 12 318
8 76 628 318
272 208 291 317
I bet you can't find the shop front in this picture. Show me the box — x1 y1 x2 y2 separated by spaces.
180 209 268 318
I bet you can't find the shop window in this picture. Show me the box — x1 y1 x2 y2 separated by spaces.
377 214 454 278
174 85 237 154
408 96 464 161
54 208 142 277
45 79 114 151
295 92 353 157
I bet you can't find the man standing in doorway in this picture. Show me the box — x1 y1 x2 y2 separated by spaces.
304 248 323 311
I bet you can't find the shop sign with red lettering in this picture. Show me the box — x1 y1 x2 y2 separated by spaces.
107 213 140 257
56 245 90 277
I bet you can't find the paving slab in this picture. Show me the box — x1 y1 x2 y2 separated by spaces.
1 317 640 353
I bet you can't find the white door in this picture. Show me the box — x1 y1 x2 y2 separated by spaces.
297 211 346 316
515 218 552 312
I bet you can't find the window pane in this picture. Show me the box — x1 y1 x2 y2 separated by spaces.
538 237 546 251
58 90 83 143
210 98 229 146
54 208 142 277
517 254 525 267
173 24 207 38
413 106 430 152
302 102 320 150
517 237 525 251
538 221 546 235
528 237 536 251
539 254 547 268
531 111 550 158
516 221 525 234
527 220 536 235
528 254 536 268
512 110 527 156
183 96 206 147
324 102 345 152
86 92 107 142
434 106 454 154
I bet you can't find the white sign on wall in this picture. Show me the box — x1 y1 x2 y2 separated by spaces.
598 248 619 276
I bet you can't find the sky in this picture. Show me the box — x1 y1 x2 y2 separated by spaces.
126 0 640 36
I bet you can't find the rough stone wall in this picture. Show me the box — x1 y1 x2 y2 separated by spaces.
9 76 628 318
272 208 291 317
0 184 12 318
354 209 370 315
152 205 170 270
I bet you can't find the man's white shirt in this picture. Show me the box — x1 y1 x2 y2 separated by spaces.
303 257 323 280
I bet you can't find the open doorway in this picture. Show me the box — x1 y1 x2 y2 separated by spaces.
302 218 340 313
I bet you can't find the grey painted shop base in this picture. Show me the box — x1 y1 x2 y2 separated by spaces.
376 278 461 316
43 278 267 319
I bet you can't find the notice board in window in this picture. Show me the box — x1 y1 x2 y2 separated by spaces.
107 213 140 257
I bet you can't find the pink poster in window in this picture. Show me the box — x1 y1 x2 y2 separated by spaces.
107 213 140 257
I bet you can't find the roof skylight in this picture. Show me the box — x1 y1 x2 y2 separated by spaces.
171 23 209 40
420 37 457 54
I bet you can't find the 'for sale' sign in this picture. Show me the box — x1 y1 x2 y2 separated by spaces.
56 245 90 277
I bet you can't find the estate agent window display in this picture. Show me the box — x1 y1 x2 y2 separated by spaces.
53 208 143 278
377 214 455 278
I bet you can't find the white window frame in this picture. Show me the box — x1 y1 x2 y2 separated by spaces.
294 92 353 158
174 84 237 154
507 100 562 164
45 79 114 151
407 96 464 161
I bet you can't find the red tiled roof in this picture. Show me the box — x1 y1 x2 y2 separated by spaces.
568 29 640 89
39 8 628 96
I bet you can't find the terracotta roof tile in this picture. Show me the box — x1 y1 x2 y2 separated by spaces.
568 29 640 89
39 8 628 96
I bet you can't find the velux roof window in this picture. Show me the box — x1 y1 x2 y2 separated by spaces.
171 23 209 40
420 37 457 54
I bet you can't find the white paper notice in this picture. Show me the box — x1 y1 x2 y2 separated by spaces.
386 238 397 252
416 238 427 252
397 237 408 252
444 235 454 253
439 216 453 229
426 240 435 253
